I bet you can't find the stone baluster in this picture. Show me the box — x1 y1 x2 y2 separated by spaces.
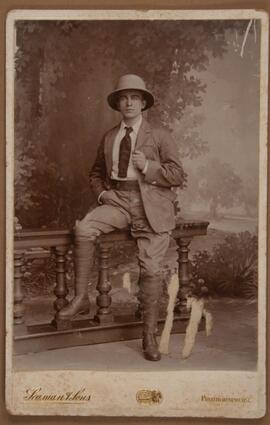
95 243 113 324
52 245 70 330
175 237 192 314
14 250 25 326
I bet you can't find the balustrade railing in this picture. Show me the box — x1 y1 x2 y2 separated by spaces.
13 219 209 354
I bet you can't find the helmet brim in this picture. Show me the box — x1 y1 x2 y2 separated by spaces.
107 89 154 111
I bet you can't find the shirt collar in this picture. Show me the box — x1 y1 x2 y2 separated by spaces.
120 115 142 136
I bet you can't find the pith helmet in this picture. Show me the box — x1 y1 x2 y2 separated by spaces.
107 74 154 111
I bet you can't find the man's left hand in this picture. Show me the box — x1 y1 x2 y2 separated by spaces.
132 150 146 171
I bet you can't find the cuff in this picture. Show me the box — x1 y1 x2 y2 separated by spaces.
142 160 149 175
144 160 161 183
98 190 107 204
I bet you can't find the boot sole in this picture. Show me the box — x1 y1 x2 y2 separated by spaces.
143 352 161 361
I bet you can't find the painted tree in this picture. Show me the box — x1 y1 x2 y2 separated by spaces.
197 157 242 218
172 107 209 159
14 19 250 227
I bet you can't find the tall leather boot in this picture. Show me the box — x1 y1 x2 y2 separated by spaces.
58 238 95 320
141 274 163 361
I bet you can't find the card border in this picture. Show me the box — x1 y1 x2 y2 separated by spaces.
1 1 269 424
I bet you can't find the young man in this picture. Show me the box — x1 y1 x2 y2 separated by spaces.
59 74 186 361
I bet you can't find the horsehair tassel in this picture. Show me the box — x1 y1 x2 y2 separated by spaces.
159 273 179 355
182 297 205 359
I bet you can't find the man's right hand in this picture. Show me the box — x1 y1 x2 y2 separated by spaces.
98 190 114 204
98 190 107 204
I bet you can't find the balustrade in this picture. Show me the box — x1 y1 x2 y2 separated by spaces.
12 220 209 354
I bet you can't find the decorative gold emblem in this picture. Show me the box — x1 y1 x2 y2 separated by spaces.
136 389 163 405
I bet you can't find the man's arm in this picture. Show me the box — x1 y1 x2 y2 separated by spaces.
89 137 108 200
143 129 187 188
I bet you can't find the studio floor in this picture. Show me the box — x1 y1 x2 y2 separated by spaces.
13 298 257 372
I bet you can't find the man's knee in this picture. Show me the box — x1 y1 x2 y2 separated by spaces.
139 262 162 278
74 218 100 241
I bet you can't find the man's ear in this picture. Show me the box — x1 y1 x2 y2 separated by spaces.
141 99 147 110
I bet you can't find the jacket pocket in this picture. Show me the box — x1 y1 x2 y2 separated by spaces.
153 187 177 202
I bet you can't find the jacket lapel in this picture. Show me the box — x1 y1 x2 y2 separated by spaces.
104 124 120 175
135 118 152 150
104 118 151 176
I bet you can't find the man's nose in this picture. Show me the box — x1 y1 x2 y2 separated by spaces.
127 96 132 106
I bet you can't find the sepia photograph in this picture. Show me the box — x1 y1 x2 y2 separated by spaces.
5 8 268 417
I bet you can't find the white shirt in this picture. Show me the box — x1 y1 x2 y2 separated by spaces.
98 115 149 203
111 115 142 181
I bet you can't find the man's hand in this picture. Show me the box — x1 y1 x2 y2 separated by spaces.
98 190 112 204
132 150 146 171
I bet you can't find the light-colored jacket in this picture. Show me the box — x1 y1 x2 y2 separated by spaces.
89 118 186 233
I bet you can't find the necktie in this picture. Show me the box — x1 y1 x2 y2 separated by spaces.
118 126 133 178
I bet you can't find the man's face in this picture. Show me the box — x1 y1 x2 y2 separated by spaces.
117 90 146 121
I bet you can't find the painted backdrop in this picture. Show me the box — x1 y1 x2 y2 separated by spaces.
14 19 259 300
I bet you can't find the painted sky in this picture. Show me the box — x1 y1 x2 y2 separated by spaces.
190 25 260 183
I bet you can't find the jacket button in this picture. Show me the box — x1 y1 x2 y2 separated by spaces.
152 181 157 185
